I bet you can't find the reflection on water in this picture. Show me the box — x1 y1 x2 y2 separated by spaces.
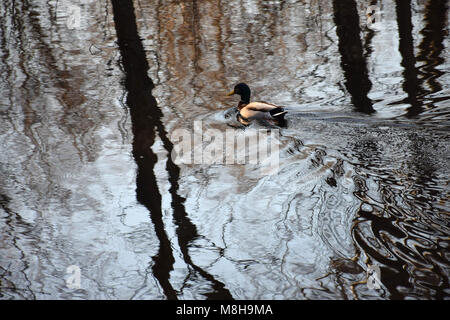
333 0 375 114
0 0 449 299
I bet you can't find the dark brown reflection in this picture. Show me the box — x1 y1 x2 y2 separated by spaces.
348 131 450 299
394 0 422 117
416 0 448 102
111 0 232 300
111 0 176 300
393 0 448 116
332 0 375 114
0 194 36 299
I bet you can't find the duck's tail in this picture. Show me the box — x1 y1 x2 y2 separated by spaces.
270 107 287 120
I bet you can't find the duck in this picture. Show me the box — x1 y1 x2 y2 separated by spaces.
227 83 287 126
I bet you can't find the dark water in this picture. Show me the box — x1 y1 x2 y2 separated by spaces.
0 0 449 300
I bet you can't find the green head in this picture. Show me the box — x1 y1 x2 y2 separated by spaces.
227 83 251 104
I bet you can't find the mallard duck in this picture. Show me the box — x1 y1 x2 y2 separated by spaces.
227 83 287 126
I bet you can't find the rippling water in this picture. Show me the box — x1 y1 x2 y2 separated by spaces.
0 0 449 300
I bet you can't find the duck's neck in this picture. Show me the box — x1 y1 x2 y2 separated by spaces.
238 100 248 110
239 93 250 108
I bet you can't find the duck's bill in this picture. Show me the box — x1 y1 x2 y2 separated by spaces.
226 90 235 96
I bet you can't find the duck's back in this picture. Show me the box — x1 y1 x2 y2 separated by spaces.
245 102 278 111
240 102 280 119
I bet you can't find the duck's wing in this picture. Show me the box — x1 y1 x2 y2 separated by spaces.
245 101 279 112
246 101 287 117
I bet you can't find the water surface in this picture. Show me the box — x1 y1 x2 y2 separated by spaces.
0 0 449 299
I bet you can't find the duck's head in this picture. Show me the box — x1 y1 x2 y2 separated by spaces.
227 83 251 105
